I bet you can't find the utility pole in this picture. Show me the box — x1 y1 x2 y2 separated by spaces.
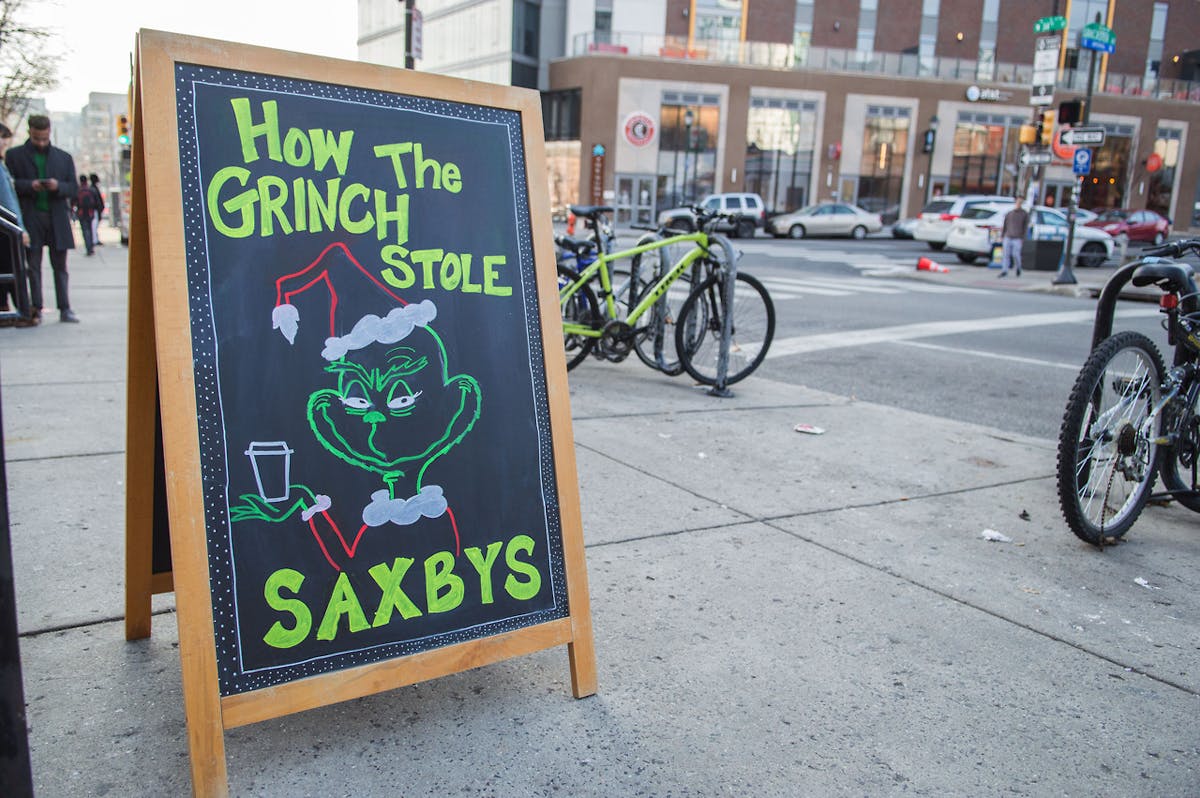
404 0 416 70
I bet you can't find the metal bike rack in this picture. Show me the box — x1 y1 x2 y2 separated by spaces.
0 208 30 324
708 234 738 398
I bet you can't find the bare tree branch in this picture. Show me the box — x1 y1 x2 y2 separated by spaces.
0 0 59 126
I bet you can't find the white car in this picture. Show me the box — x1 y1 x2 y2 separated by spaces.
914 194 1014 249
945 204 1114 268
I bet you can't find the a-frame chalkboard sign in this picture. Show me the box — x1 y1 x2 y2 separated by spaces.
123 29 596 796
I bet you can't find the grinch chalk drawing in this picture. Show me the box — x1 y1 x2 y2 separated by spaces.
229 243 482 571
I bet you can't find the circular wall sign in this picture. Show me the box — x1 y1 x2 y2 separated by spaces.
624 113 656 147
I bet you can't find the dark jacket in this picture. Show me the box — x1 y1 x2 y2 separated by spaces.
5 140 77 250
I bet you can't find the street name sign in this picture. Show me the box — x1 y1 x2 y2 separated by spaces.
1034 15 1067 33
1062 126 1106 146
1081 22 1116 54
1019 149 1052 167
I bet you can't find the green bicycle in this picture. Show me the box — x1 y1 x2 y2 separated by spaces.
557 204 775 386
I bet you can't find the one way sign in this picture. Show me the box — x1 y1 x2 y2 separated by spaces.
1062 126 1106 146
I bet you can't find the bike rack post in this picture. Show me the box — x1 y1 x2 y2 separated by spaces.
1090 259 1142 351
0 213 30 324
708 234 738 398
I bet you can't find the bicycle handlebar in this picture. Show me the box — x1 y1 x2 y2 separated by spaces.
1144 238 1200 260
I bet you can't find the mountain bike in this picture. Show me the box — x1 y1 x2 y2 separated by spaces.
1057 237 1200 545
557 204 774 387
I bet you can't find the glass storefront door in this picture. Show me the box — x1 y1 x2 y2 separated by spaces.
615 174 656 225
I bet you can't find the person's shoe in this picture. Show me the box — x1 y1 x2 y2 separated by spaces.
60 309 79 323
1015 268 1022 277
998 271 1008 278
0 316 15 328
15 311 40 328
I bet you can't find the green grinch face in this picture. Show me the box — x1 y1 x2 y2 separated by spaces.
306 328 479 479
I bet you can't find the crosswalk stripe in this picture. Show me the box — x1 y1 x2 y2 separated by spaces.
765 276 903 294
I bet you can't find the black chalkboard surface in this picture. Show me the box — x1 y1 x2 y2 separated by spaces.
129 33 594 794
174 64 569 696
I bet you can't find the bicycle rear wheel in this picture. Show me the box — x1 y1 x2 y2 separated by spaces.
630 241 695 375
558 264 598 370
675 270 775 385
1056 331 1165 545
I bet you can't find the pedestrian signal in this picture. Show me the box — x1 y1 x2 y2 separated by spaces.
116 114 131 145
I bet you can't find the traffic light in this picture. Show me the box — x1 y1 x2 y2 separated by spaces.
1058 99 1083 126
1040 110 1055 146
1018 123 1038 145
116 114 130 145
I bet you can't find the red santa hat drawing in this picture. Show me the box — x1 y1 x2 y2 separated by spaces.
270 241 436 359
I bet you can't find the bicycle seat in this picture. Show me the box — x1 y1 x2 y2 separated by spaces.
1131 261 1197 293
556 235 597 256
569 205 614 218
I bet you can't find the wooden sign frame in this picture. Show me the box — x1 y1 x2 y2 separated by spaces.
123 29 595 797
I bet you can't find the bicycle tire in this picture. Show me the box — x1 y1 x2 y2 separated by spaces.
675 270 775 386
1156 378 1200 511
558 264 598 371
1056 331 1165 545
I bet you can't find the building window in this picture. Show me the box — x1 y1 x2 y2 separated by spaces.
857 108 909 223
977 0 999 81
1145 3 1168 82
542 89 580 141
794 0 814 66
514 0 540 60
657 94 721 209
745 98 817 215
1147 127 1181 218
857 0 877 54
1079 125 1133 210
949 113 1023 196
919 0 939 68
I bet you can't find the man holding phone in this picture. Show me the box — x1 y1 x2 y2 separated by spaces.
6 114 79 325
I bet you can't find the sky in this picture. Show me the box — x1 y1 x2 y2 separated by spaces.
27 0 360 111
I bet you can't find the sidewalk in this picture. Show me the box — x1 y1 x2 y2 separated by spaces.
1 233 1197 796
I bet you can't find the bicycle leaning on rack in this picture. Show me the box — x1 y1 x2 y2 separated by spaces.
1057 237 1200 545
556 204 775 387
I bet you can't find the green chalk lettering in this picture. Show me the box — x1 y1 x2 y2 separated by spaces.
207 165 256 238
257 175 292 237
316 572 371 641
337 183 373 235
283 127 312 167
412 143 440 189
307 178 340 232
368 557 423 626
504 534 541 600
424 551 464 614
374 142 414 189
483 255 513 297
464 542 503 604
263 568 312 648
291 177 308 231
231 98 282 164
442 162 462 193
439 251 462 291
310 128 354 176
373 190 410 244
381 245 415 288
459 254 482 293
410 248 444 289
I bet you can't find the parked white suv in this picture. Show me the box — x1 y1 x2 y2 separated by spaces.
657 193 766 238
914 194 1013 250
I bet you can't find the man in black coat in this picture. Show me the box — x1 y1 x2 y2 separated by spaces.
6 115 79 324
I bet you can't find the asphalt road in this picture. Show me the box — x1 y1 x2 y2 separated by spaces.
731 234 1167 439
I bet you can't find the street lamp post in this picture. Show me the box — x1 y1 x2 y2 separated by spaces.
924 114 939 204
683 108 695 205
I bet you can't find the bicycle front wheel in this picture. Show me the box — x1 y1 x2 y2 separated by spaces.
1056 331 1165 545
559 264 598 370
675 270 774 386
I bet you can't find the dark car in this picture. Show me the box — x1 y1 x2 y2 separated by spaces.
1086 208 1172 245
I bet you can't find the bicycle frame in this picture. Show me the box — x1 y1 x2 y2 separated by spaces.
559 230 713 338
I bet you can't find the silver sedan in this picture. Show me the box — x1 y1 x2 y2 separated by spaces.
767 202 884 240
